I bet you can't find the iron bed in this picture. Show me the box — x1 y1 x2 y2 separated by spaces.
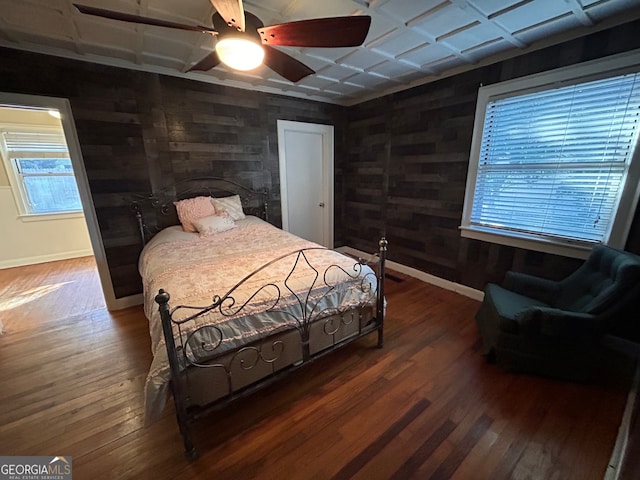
132 177 387 458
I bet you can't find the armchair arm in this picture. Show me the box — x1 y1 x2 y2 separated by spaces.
503 271 561 304
515 307 601 339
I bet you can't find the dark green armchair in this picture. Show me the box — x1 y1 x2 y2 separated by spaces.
475 245 640 380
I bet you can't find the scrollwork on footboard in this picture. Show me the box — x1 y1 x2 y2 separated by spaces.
167 248 377 361
155 238 387 459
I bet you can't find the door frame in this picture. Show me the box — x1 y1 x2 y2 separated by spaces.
277 120 334 248
0 91 127 310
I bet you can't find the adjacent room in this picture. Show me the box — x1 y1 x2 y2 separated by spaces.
1 0 640 478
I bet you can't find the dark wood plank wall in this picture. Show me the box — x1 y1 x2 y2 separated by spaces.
341 20 640 292
1 19 639 299
0 50 344 297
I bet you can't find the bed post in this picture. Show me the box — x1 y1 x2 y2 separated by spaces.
263 188 269 222
377 237 387 348
131 202 146 245
155 289 197 459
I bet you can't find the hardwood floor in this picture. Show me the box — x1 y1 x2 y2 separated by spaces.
0 257 633 479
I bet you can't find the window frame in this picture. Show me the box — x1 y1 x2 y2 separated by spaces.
1 124 83 219
460 50 640 259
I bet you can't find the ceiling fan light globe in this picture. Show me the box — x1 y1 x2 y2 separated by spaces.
215 37 264 71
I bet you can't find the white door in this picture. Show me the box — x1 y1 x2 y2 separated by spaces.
277 120 334 248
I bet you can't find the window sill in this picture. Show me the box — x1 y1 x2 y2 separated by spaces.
459 225 594 259
19 211 85 222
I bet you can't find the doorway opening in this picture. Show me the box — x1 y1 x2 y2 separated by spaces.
0 92 117 320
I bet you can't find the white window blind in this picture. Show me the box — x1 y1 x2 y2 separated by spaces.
3 131 68 157
469 72 640 245
1 130 82 214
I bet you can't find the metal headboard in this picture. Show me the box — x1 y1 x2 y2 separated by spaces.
131 176 269 244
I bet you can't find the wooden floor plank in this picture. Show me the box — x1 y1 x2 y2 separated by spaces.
0 258 633 479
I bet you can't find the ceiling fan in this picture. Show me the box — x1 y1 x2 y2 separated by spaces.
73 0 372 83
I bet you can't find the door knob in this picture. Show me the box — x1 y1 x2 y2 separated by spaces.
319 202 325 207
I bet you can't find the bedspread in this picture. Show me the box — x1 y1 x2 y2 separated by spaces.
140 217 377 423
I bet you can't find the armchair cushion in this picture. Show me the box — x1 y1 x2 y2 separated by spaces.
502 271 561 305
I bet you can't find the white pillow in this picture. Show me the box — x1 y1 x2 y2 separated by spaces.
193 213 237 237
210 194 246 221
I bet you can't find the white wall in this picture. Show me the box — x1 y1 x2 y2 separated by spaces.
0 107 93 269
0 186 93 268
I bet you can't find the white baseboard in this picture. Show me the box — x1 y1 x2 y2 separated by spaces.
337 246 484 302
606 355 640 480
107 293 143 311
0 248 95 270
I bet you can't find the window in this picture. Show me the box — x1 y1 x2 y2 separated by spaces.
461 52 640 258
1 129 82 215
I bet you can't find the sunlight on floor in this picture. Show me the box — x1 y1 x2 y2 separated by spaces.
0 282 71 312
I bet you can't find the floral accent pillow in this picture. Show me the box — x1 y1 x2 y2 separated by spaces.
174 196 217 233
193 213 237 237
210 194 246 221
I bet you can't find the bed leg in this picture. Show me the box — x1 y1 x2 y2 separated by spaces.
377 327 384 348
171 383 197 460
157 290 199 460
184 443 198 461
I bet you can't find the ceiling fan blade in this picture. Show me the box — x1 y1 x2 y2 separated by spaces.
73 4 217 34
210 0 245 32
186 51 221 72
258 16 371 48
263 45 314 83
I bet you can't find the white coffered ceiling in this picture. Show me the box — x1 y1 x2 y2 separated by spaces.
1 0 639 105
